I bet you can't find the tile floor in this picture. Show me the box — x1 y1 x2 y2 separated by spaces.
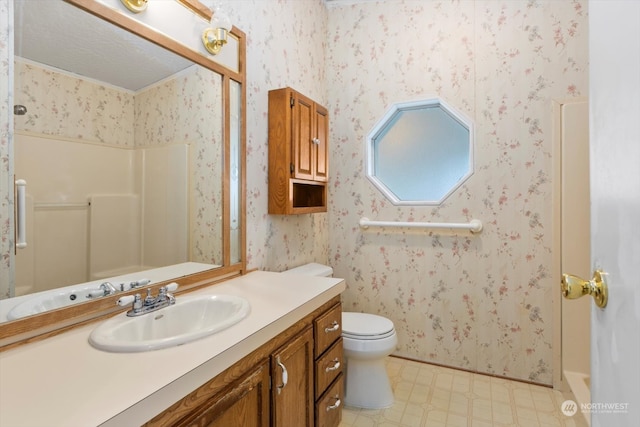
339 357 589 427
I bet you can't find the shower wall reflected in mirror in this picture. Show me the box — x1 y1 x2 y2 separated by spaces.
10 0 225 299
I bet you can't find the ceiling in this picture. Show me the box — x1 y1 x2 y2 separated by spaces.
13 0 193 91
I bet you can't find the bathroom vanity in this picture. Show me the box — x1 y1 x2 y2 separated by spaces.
146 285 344 427
0 271 345 427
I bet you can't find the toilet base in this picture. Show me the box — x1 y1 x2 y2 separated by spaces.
344 358 394 409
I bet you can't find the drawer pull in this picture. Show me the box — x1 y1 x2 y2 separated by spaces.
325 358 341 372
324 321 340 333
326 396 341 411
276 356 288 395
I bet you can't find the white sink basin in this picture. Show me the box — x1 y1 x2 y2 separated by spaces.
89 294 251 352
7 286 97 320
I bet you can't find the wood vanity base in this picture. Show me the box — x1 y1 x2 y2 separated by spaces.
144 295 343 427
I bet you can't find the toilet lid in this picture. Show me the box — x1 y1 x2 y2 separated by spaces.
342 312 395 338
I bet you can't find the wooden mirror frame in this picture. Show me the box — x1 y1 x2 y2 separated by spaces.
0 0 246 350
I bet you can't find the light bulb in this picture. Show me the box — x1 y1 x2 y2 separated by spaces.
210 7 232 31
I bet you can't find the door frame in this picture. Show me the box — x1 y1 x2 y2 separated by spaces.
551 97 589 390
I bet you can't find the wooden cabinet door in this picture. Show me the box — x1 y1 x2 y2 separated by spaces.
175 362 270 427
313 104 329 182
268 87 329 214
293 94 315 181
272 327 314 427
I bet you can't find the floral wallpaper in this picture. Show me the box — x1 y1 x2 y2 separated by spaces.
221 0 331 271
224 0 587 385
0 0 588 386
324 0 588 385
13 59 135 145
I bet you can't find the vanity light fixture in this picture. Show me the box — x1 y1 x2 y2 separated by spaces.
120 0 148 13
202 5 232 55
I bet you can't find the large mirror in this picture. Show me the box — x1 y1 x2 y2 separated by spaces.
0 0 245 340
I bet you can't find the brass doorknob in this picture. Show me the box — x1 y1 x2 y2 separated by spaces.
561 270 608 308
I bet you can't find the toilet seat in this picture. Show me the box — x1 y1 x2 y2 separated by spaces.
342 312 396 340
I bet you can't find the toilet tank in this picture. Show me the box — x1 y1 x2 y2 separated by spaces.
282 263 333 277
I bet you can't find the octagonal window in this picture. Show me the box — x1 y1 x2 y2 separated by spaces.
365 98 474 205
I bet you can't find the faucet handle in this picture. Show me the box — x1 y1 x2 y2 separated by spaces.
129 278 151 289
86 289 104 299
117 295 136 306
101 282 117 295
164 282 179 293
86 282 117 299
158 283 178 299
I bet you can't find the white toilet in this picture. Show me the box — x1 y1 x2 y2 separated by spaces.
283 263 397 409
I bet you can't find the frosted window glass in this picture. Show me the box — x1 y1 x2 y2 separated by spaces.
366 99 473 205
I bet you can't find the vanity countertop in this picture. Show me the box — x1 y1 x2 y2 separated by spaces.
0 270 345 427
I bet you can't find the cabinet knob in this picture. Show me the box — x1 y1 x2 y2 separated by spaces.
312 138 320 145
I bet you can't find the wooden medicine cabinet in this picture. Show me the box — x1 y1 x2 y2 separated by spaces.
268 87 328 214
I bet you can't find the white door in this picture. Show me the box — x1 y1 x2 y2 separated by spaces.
589 2 640 426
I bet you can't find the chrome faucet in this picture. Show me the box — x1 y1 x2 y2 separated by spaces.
117 283 179 317
128 278 151 289
86 282 118 299
112 278 152 292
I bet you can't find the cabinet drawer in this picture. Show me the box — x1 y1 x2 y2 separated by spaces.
315 338 343 398
315 374 343 427
314 303 342 357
